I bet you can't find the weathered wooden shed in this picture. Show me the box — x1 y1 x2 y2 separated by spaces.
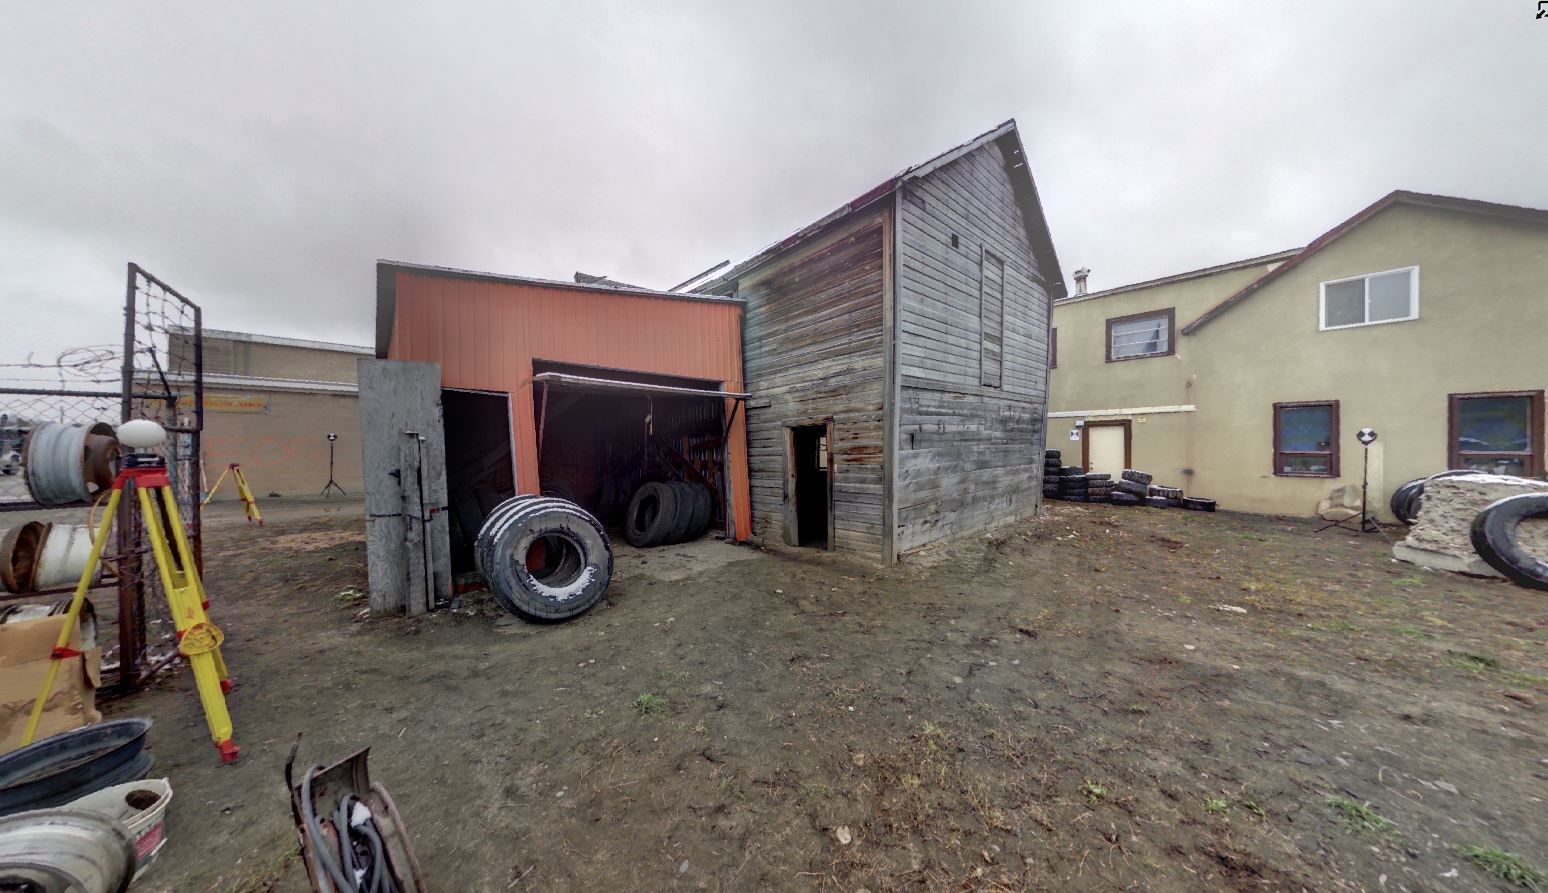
694 120 1064 562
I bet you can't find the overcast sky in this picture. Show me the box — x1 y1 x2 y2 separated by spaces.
1 1 1543 370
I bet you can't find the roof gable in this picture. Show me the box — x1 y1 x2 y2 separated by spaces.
696 120 1065 298
1181 191 1548 335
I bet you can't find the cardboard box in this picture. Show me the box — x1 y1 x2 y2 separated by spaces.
0 610 102 755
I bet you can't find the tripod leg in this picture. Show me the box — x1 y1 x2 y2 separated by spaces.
21 486 122 746
202 465 230 508
142 485 239 761
234 467 262 526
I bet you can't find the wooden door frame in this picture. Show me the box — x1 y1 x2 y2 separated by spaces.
1081 419 1132 473
783 417 835 550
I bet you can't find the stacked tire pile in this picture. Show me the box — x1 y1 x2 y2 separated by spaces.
623 481 714 548
475 495 614 622
1043 450 1216 512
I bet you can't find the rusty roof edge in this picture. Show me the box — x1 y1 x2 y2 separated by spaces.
1055 248 1303 307
1179 190 1548 336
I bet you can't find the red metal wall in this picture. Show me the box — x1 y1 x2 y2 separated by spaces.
386 271 752 540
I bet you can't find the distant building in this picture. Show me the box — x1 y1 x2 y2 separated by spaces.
167 327 370 498
1049 191 1548 519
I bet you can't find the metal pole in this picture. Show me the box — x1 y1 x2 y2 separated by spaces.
191 303 203 573
117 264 139 691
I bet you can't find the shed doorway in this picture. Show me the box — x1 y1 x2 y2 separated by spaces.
442 388 516 575
787 422 832 549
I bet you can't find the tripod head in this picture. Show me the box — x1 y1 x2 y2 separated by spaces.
118 419 168 469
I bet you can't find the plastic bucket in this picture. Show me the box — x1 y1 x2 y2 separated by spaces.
65 777 172 880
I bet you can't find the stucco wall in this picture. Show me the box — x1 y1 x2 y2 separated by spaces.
1049 202 1548 518
200 388 363 498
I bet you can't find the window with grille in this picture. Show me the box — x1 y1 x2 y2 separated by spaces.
1105 308 1174 362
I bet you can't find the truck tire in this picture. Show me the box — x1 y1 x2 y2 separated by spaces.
478 498 614 620
1116 480 1149 498
663 482 698 544
1470 494 1548 592
1181 497 1217 512
1121 469 1152 486
625 482 679 547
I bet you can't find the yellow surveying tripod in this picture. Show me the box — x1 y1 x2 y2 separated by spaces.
23 420 240 763
203 462 263 525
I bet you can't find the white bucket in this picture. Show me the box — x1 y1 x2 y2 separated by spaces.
65 777 173 880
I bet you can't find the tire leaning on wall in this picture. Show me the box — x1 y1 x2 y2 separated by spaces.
476 496 615 621
1469 493 1548 592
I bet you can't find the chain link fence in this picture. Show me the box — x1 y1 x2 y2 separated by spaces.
0 263 202 691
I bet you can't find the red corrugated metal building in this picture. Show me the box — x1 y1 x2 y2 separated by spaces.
375 262 752 555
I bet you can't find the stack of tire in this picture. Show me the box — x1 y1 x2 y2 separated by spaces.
1086 473 1115 501
623 481 714 547
475 495 614 622
1042 450 1063 498
1112 469 1150 506
1057 466 1089 501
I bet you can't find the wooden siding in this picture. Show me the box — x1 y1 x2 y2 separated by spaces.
894 139 1050 552
737 211 888 553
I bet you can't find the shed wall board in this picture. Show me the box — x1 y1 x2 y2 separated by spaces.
358 359 451 616
737 211 888 553
893 140 1051 552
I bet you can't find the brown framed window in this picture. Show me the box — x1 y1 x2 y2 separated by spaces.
1105 308 1175 362
1448 390 1545 477
1049 327 1057 368
1273 401 1339 477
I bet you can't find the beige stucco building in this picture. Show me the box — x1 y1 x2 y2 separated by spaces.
1049 191 1548 520
168 328 369 499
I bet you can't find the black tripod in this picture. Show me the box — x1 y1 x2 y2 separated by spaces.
1317 431 1388 540
321 433 347 497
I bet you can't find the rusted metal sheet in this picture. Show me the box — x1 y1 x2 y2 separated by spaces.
379 264 752 542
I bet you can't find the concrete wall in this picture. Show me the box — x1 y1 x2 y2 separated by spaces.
1050 202 1548 518
200 388 363 499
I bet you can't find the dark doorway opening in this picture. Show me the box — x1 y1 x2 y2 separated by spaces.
789 423 831 549
442 389 516 575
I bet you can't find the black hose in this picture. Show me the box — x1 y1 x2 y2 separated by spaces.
301 767 402 893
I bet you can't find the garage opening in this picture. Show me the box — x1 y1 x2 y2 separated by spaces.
442 388 516 574
532 361 745 544
789 422 831 549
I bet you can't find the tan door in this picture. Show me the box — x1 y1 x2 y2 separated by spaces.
1084 421 1130 478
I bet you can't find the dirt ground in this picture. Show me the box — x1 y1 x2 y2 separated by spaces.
110 498 1546 892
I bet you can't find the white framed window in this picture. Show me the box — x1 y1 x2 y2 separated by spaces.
1319 266 1419 330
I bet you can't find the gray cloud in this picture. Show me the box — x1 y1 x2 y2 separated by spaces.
1 1 1543 366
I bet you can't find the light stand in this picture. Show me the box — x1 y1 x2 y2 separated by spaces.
1317 427 1382 535
321 432 347 497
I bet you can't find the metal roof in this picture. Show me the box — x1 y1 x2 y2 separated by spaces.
693 120 1067 299
532 371 748 400
375 260 744 358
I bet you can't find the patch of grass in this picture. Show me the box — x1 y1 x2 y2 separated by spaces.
1450 650 1500 670
334 586 366 606
1393 625 1434 639
1175 594 1193 605
1240 799 1266 818
1327 796 1396 837
1327 619 1361 633
1203 797 1229 814
1080 779 1107 804
1457 845 1544 891
1501 670 1548 689
1392 574 1426 586
632 693 666 715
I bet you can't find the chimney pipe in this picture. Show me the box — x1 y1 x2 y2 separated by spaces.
1073 267 1090 296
